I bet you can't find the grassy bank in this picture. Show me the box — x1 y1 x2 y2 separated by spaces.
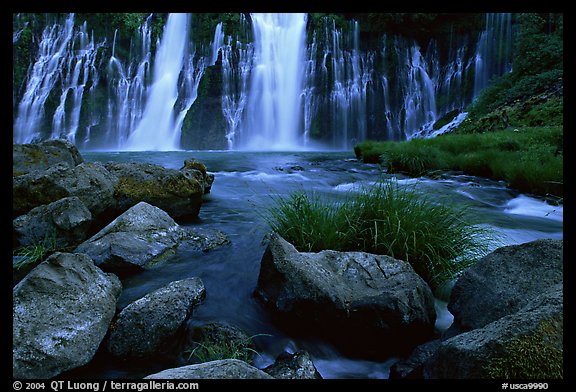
354 126 563 199
264 180 498 292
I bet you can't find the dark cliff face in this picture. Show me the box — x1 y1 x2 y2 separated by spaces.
13 13 514 150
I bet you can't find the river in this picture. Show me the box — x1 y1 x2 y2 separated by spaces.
72 150 562 379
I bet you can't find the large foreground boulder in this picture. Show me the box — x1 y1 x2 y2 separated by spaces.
108 278 206 358
392 239 564 379
143 359 273 379
447 239 563 333
105 162 208 219
75 202 228 274
423 283 563 379
13 252 122 379
254 233 436 359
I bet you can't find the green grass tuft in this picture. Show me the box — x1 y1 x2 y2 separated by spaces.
263 179 497 291
13 233 57 271
184 334 268 365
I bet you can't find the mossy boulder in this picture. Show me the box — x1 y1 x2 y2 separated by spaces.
105 162 205 220
13 139 83 177
13 161 117 218
423 284 563 379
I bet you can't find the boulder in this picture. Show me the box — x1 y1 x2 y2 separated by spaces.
423 284 563 379
75 202 227 274
108 278 206 358
447 239 563 333
13 196 92 248
263 351 323 379
13 139 83 177
13 252 122 379
105 162 206 219
13 161 117 218
180 159 214 194
254 233 436 359
143 359 273 379
389 340 442 379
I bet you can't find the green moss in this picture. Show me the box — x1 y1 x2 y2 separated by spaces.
114 175 203 201
486 316 563 379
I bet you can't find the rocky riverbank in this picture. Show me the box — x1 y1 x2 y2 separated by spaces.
13 141 563 379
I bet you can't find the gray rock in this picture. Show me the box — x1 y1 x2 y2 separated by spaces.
263 351 323 379
13 196 92 248
448 239 563 333
108 278 206 358
389 340 442 379
13 161 117 217
13 252 122 379
13 139 83 177
75 202 214 274
254 233 436 359
105 162 206 219
143 359 273 379
424 283 563 379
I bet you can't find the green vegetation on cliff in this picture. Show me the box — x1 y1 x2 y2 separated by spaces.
354 13 563 199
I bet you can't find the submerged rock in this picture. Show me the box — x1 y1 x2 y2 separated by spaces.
108 278 206 358
143 359 273 379
254 233 436 359
13 252 121 379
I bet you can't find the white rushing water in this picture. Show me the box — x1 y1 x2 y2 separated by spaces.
125 13 189 151
238 13 308 150
14 13 516 150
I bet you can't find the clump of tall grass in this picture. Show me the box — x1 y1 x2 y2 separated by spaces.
185 334 267 364
13 233 57 271
264 179 497 291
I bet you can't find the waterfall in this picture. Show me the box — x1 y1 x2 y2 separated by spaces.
238 13 307 150
210 22 224 66
473 13 513 98
401 43 437 140
125 13 190 151
13 12 517 150
103 15 152 149
14 14 77 144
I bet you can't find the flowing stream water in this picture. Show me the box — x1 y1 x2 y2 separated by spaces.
70 150 563 379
